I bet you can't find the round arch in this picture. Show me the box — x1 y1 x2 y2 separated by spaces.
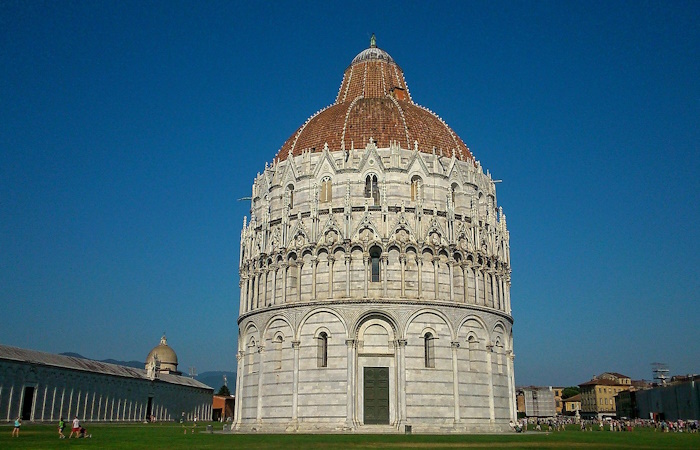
353 310 400 340
297 307 349 341
404 307 456 341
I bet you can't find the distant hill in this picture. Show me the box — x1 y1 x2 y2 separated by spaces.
59 352 144 370
195 371 236 391
101 358 144 369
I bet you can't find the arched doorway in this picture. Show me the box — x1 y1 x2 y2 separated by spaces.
355 314 397 426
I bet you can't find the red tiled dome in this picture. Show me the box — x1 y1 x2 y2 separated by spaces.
275 37 473 163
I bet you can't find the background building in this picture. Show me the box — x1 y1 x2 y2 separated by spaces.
552 387 564 415
517 387 556 418
235 36 514 433
579 372 631 419
212 394 235 422
562 394 581 416
633 375 699 421
0 341 212 423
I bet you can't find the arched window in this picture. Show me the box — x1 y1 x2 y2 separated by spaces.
467 335 477 371
424 332 435 368
451 183 459 205
246 338 256 374
370 246 381 282
495 342 504 374
274 335 283 370
364 174 379 206
410 175 422 201
287 184 295 209
317 332 328 368
320 176 332 203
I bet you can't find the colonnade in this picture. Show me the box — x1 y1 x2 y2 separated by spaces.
240 250 511 316
0 376 212 423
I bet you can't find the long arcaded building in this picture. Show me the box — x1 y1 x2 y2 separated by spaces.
0 338 213 423
235 36 515 433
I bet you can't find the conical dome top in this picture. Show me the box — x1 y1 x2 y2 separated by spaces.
275 36 472 163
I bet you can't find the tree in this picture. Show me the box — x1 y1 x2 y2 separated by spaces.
217 385 231 396
561 386 580 399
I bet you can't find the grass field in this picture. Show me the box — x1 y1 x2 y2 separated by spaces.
1 422 698 449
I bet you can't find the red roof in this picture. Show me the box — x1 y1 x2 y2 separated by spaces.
274 38 473 163
563 394 581 402
579 378 626 387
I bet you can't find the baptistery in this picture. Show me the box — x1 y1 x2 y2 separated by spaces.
235 36 514 433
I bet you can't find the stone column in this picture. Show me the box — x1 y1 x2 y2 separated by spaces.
41 386 47 421
499 276 505 311
328 255 335 298
492 273 499 310
253 269 260 309
234 351 244 428
382 254 389 297
250 272 257 311
461 264 468 303
296 261 302 302
245 275 252 313
345 255 351 297
451 341 461 423
311 256 318 300
281 263 288 304
474 267 480 306
399 254 406 297
483 268 489 307
486 345 495 423
507 350 516 421
397 339 408 427
255 269 265 308
256 345 265 423
363 255 369 298
291 340 300 424
417 256 423 299
271 266 277 306
263 269 268 307
433 257 439 300
506 278 512 314
239 278 247 314
448 260 455 302
490 271 496 308
345 339 356 428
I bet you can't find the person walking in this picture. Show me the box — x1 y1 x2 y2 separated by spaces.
58 417 66 438
12 417 21 437
69 416 80 438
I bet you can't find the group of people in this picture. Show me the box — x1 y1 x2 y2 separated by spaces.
510 416 700 433
656 419 699 433
58 416 91 438
10 415 91 439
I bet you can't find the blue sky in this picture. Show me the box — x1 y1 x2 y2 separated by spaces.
1 1 698 387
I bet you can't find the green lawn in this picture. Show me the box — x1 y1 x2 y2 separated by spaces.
1 422 698 449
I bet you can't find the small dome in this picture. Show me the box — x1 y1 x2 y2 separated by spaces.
350 46 395 66
145 335 178 372
351 33 395 65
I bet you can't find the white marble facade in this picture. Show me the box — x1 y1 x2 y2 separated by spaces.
236 140 515 432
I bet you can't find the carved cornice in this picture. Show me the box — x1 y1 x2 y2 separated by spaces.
238 297 514 325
